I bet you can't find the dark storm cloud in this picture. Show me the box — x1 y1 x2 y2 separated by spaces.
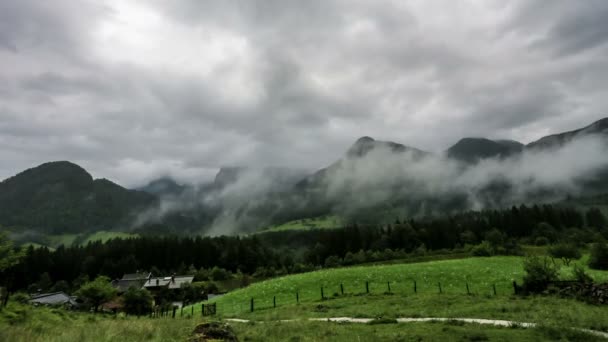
0 0 607 187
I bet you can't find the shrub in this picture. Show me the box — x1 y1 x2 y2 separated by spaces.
11 292 30 304
522 256 560 293
210 267 232 281
588 242 608 270
572 264 593 283
548 243 581 266
324 255 342 268
471 241 493 257
534 236 549 246
123 287 153 316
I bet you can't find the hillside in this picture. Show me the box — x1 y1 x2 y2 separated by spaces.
447 138 524 163
0 161 156 234
1 118 607 237
527 117 608 150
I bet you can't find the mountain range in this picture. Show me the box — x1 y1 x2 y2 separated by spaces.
1 117 607 237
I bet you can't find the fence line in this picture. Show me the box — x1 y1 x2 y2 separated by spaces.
163 279 518 318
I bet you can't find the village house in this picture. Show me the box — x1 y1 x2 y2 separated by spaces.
111 272 151 293
30 292 78 308
143 274 194 292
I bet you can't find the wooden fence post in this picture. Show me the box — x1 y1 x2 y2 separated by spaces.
201 304 204 316
273 296 276 308
191 306 194 316
466 283 470 295
296 291 299 304
512 281 518 295
366 281 369 294
438 282 442 294
172 307 176 318
340 283 344 295
414 280 417 293
493 284 497 296
387 282 391 293
321 286 324 300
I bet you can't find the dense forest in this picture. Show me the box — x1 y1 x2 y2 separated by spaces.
4 204 606 292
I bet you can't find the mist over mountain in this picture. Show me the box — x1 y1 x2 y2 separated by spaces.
1 118 607 237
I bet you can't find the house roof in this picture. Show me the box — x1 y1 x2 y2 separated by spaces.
112 279 147 293
121 272 151 280
143 275 194 290
30 292 76 306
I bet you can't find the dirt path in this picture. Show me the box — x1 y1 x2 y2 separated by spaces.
225 317 608 339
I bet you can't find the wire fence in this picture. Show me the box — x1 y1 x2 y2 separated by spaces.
149 279 520 319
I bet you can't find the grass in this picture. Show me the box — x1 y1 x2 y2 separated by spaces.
20 231 139 249
260 215 343 232
4 255 608 341
80 231 139 245
184 256 608 332
0 303 194 342
229 320 605 342
3 302 604 342
47 234 80 247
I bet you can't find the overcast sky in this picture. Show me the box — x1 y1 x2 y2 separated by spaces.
1 0 607 187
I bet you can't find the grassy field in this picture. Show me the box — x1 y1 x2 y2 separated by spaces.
80 231 139 244
47 234 80 247
2 302 604 342
183 256 608 333
260 215 343 232
0 303 194 342
229 319 605 342
19 231 139 249
3 255 608 341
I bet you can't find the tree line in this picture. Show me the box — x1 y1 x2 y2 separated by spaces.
3 204 607 293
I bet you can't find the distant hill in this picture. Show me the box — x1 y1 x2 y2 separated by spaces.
0 161 156 234
527 117 608 150
447 138 523 163
2 118 607 237
298 136 428 190
138 177 186 196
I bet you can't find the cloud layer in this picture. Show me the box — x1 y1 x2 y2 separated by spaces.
1 0 608 186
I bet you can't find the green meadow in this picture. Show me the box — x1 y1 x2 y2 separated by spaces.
184 256 608 332
260 215 343 232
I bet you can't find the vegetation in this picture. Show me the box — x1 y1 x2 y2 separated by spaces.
0 232 23 307
5 203 607 294
80 231 139 245
0 302 193 342
76 276 117 312
229 319 606 342
191 256 608 316
548 243 581 266
123 287 153 316
522 257 560 293
0 161 155 235
589 241 608 270
261 215 343 232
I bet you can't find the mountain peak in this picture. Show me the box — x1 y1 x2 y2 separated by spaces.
527 116 608 150
447 138 523 163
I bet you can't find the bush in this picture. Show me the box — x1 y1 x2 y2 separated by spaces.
210 267 232 281
123 287 153 316
522 256 560 293
572 264 593 283
534 236 549 246
471 241 493 257
324 255 342 268
588 242 608 270
11 292 30 305
548 243 581 266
